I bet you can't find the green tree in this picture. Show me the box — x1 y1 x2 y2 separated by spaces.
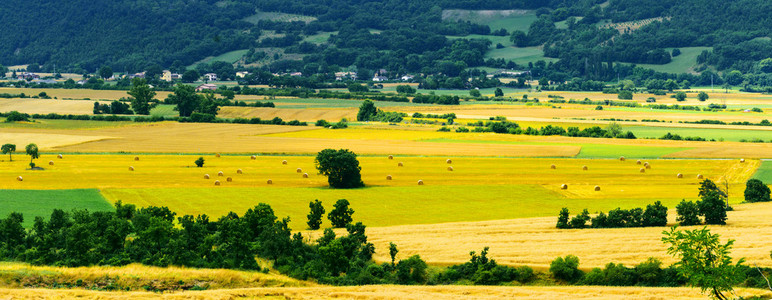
676 200 701 226
357 100 377 121
494 88 504 97
550 255 583 282
194 157 204 167
389 242 399 267
469 89 481 97
698 91 709 101
328 199 354 228
744 179 770 203
347 83 368 93
307 199 325 230
556 207 570 229
167 84 200 117
664 79 680 91
617 90 633 100
675 91 687 102
99 66 113 79
396 85 416 94
197 92 220 116
642 201 668 227
1 144 15 161
698 190 728 225
662 226 745 300
127 78 155 115
25 143 39 166
181 70 199 83
396 255 427 284
315 149 364 188
509 30 528 47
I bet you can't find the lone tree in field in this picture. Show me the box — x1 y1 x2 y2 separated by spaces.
307 199 325 230
25 143 38 167
357 100 377 121
744 179 771 202
698 91 709 102
99 66 113 80
127 78 156 115
662 226 745 300
315 148 364 188
1 143 15 161
328 199 354 228
194 157 205 167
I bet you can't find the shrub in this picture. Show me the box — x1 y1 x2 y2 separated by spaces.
315 119 330 127
617 90 633 100
194 157 204 167
550 255 583 282
744 179 771 202
556 208 570 229
396 255 427 284
642 201 668 227
4 111 29 122
569 209 590 229
328 199 354 228
676 200 701 225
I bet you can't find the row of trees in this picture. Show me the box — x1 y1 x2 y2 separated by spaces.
557 201 668 229
1 143 38 167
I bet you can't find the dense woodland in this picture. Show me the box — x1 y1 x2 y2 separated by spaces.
3 0 772 89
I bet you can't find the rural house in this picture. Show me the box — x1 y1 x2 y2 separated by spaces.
236 71 250 78
161 70 181 82
204 73 218 81
17 72 40 80
195 83 218 92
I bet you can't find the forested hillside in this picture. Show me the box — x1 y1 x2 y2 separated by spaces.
2 0 772 88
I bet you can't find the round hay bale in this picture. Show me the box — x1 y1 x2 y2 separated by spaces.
582 165 588 171
697 174 704 179
388 155 393 160
446 159 452 164
214 180 221 186
128 166 134 171
560 184 568 190
550 164 556 169
267 179 273 184
302 173 309 178
677 173 683 178
296 168 302 173
398 162 404 167
645 165 651 169
215 153 221 158
417 180 424 185
226 177 233 182
204 174 210 179
282 160 288 165
636 160 641 165
16 176 23 182
134 156 139 161
218 171 224 176
250 155 256 160
447 166 454 171
643 162 650 167
57 154 63 159
740 158 745 163
386 175 392 180
237 169 243 174
594 185 601 191
48 161 54 166
640 168 645 173
619 156 626 161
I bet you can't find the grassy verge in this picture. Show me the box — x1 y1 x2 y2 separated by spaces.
0 189 113 226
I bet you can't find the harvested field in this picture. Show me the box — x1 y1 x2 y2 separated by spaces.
0 98 108 115
218 106 357 121
0 132 113 150
0 87 172 101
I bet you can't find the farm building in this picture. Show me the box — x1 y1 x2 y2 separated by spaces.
17 72 40 80
161 70 181 82
203 73 218 81
236 71 250 78
195 83 218 92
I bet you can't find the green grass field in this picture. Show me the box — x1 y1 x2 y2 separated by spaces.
243 11 316 24
149 104 179 117
624 125 772 142
632 47 711 74
485 46 558 65
447 35 511 48
188 49 249 68
302 32 336 44
442 10 538 32
0 189 113 227
753 160 772 182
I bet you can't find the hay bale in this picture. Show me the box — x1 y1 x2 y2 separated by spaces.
398 162 404 167
645 165 651 169
594 185 601 191
215 153 221 158
619 156 626 161
386 175 392 180
302 173 309 178
640 168 645 173
134 156 139 161
218 171 224 176
417 180 424 185
388 155 393 160
296 168 302 173
16 176 22 181
582 165 588 171
446 159 452 164
57 154 63 159
740 158 745 163
128 166 134 171
226 177 233 182
282 160 288 165
204 174 210 179
697 174 704 179
550 164 557 169
48 161 54 166
237 169 243 174
677 173 683 178
250 155 256 160
214 180 221 186
560 184 568 190
636 160 641 165
267 179 273 184
447 166 454 171
643 162 650 167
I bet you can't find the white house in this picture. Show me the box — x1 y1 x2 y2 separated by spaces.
161 70 181 82
236 71 250 78
204 73 218 81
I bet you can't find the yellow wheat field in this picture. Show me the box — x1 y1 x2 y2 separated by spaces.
0 285 767 299
0 132 112 150
0 98 110 115
0 87 172 101
218 106 357 122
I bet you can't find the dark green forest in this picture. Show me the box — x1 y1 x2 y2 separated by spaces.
3 0 772 88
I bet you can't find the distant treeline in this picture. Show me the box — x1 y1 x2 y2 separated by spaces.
0 111 307 126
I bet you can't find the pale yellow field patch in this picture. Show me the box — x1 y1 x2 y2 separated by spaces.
218 106 357 122
355 201 772 270
0 98 108 115
0 132 113 151
0 87 172 101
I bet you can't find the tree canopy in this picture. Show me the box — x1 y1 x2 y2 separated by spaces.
315 149 364 189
